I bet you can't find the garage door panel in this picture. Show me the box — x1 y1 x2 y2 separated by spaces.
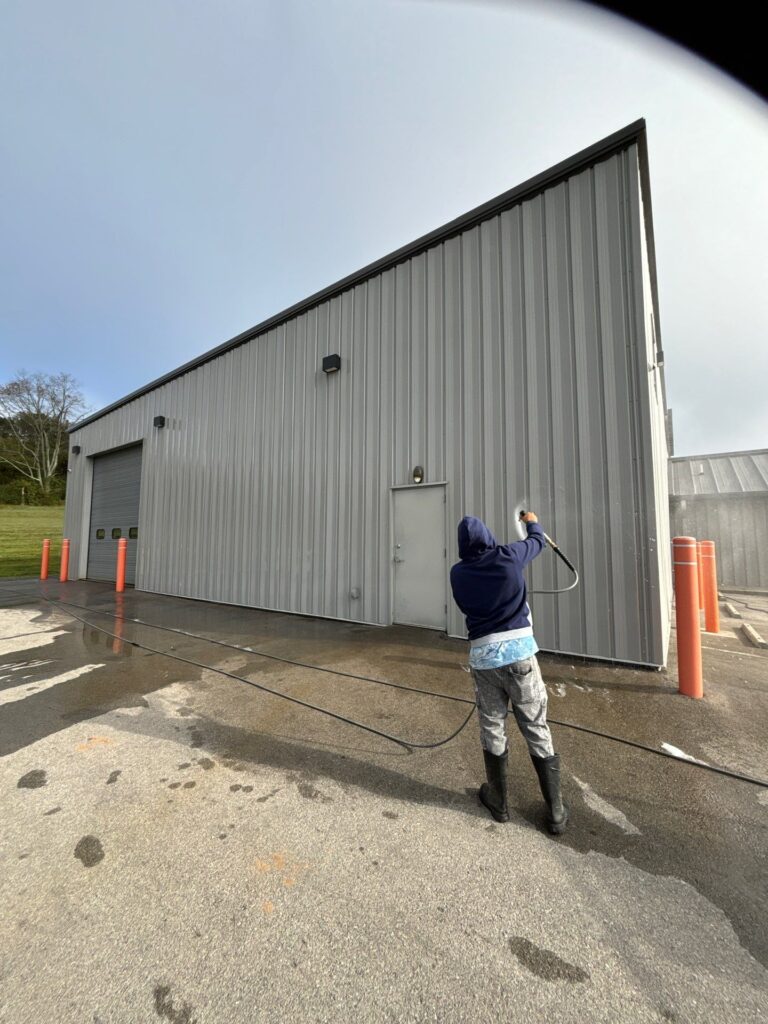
87 446 143 584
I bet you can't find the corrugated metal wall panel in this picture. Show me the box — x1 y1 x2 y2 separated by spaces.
630 153 672 664
670 451 768 497
65 142 668 664
670 497 768 590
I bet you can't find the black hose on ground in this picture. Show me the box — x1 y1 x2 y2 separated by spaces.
36 594 475 751
21 592 768 788
721 592 768 616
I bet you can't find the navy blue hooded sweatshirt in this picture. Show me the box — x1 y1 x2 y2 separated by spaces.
449 516 546 641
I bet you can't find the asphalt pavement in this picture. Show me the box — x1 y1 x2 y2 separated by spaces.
1 579 767 1023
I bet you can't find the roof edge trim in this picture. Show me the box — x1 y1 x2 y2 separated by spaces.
670 449 768 461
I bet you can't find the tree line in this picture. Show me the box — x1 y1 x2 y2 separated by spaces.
0 372 89 505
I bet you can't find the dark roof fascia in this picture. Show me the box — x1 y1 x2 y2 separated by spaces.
71 119 648 432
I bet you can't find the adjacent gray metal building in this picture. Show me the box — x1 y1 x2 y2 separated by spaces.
670 450 768 591
65 120 672 666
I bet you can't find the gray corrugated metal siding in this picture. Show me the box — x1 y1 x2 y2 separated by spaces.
670 450 768 590
670 495 768 590
670 450 768 497
64 131 670 665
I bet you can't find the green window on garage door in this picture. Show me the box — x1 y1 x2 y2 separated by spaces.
87 444 143 584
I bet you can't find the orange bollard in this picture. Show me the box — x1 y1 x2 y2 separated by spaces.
59 539 70 582
700 540 720 634
115 537 128 593
40 539 50 580
696 541 704 611
673 536 703 699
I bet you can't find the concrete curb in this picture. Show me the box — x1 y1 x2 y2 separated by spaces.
741 623 768 649
722 602 742 619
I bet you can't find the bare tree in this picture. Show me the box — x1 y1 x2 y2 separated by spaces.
0 372 89 495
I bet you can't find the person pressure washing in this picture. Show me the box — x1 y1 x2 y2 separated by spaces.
449 512 568 835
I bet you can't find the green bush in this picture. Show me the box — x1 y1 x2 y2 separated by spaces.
0 477 66 506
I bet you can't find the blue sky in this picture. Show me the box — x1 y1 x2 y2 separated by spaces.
1 0 767 456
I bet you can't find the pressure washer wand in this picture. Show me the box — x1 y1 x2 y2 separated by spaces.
519 511 579 594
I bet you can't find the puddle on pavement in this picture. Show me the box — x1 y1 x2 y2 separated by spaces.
82 626 135 658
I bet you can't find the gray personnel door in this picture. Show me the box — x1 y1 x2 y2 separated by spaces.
392 485 447 630
87 445 143 584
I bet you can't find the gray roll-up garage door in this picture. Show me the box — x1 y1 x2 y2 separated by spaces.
87 445 143 584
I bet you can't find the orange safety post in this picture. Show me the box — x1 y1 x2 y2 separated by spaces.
700 540 720 634
696 541 705 611
115 537 128 593
673 536 703 699
59 539 70 582
40 539 50 580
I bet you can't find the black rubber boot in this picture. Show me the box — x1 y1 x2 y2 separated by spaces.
531 753 569 835
479 747 510 823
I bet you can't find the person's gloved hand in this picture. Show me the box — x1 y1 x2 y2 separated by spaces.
519 511 538 524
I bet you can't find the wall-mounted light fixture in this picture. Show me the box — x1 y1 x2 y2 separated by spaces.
322 354 341 374
72 445 81 455
153 415 166 428
412 466 424 484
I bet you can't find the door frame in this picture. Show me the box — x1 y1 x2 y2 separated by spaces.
389 481 449 631
76 456 95 580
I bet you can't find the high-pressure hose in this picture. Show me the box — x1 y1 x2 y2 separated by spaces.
519 511 580 595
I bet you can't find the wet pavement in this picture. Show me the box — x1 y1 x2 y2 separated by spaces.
1 578 767 1023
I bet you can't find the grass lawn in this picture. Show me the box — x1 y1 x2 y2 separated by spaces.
0 505 65 578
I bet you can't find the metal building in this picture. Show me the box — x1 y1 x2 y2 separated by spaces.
65 120 671 666
670 450 768 591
